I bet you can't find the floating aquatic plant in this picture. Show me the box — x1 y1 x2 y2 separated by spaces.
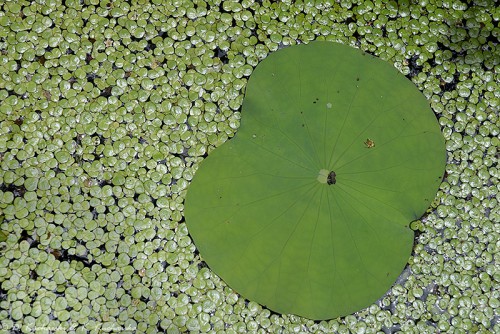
0 0 498 332
185 41 446 319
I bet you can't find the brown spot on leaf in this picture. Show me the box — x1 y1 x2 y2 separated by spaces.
327 171 336 185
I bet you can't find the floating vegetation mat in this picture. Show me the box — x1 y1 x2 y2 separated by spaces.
0 0 498 333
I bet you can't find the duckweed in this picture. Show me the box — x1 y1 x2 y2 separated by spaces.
0 0 498 332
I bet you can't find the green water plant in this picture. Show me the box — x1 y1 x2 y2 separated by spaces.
0 0 497 331
185 41 446 320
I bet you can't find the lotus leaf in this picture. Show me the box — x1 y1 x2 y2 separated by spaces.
184 42 446 319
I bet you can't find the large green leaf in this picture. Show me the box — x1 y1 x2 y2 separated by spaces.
184 42 446 320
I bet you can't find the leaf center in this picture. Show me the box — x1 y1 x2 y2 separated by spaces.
317 169 336 185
